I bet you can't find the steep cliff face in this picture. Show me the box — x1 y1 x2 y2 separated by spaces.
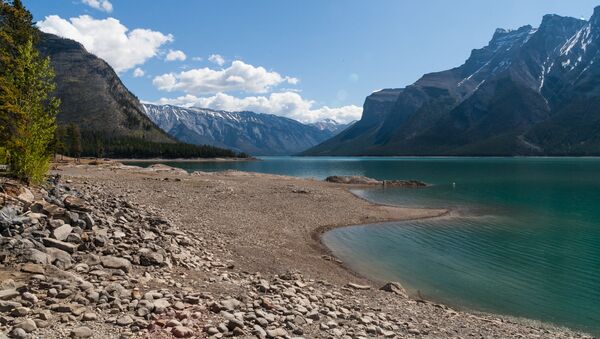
142 104 348 155
37 33 173 143
305 8 600 156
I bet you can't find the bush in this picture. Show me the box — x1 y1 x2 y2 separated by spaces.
2 40 59 184
0 147 6 164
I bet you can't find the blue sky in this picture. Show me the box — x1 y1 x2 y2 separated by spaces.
28 0 599 123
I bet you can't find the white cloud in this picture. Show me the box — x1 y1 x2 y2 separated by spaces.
133 67 145 77
155 92 362 124
153 60 299 95
82 0 113 12
192 56 203 62
166 49 186 62
208 54 225 66
37 15 173 72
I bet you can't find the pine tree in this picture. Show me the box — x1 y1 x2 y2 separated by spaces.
0 0 37 145
2 39 60 183
53 125 67 160
67 123 82 162
0 1 59 184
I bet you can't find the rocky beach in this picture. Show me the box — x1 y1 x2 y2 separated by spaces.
0 162 593 338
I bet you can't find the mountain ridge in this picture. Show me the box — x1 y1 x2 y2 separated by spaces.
36 32 239 158
304 7 600 156
142 104 352 155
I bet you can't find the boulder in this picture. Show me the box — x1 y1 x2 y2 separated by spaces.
153 299 171 313
43 238 78 254
20 263 45 274
13 318 37 333
52 224 73 241
379 282 407 297
172 326 194 338
23 248 51 265
70 326 93 338
0 288 19 300
63 196 91 212
100 256 132 272
139 251 165 266
383 180 427 188
1 181 34 203
325 175 381 185
46 247 73 269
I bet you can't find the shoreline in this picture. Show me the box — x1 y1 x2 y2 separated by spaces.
114 157 259 163
46 163 592 337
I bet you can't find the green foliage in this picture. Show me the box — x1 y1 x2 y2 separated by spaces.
0 147 7 164
0 0 59 184
79 132 242 159
51 128 244 159
66 123 82 158
53 125 66 158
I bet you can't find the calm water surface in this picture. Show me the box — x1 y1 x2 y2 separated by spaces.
126 157 600 333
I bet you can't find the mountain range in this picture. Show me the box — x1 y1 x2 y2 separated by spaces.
37 33 172 144
36 32 238 158
142 104 352 155
305 7 600 156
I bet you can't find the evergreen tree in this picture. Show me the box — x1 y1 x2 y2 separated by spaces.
0 0 37 145
2 39 59 183
67 123 82 162
53 125 67 160
0 1 59 184
94 137 104 158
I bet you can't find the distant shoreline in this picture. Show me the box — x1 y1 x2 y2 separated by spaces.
112 157 258 163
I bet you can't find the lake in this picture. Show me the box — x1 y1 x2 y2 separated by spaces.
126 156 600 333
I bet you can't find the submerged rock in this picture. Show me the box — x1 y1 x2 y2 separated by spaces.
325 175 381 185
325 175 426 187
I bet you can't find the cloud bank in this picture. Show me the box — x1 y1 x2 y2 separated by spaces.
81 0 113 13
155 92 362 124
166 49 186 62
208 54 225 66
153 60 299 95
37 15 173 72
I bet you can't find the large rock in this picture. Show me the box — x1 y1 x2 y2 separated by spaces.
63 196 91 212
383 180 427 188
139 251 165 266
23 248 51 265
70 326 93 338
100 256 132 272
380 282 408 297
46 247 73 269
1 181 34 203
52 224 73 241
13 318 37 333
325 175 381 185
31 201 67 218
0 206 27 228
172 326 194 338
43 237 78 254
0 288 19 300
153 299 171 313
20 263 45 274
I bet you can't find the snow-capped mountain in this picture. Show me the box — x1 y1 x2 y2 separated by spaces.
305 6 600 156
142 104 345 155
310 119 355 133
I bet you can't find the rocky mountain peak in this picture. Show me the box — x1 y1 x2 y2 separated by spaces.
305 6 600 156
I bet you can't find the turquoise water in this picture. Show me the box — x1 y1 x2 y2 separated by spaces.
126 157 600 333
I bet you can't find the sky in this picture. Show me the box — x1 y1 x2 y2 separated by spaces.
27 0 599 124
